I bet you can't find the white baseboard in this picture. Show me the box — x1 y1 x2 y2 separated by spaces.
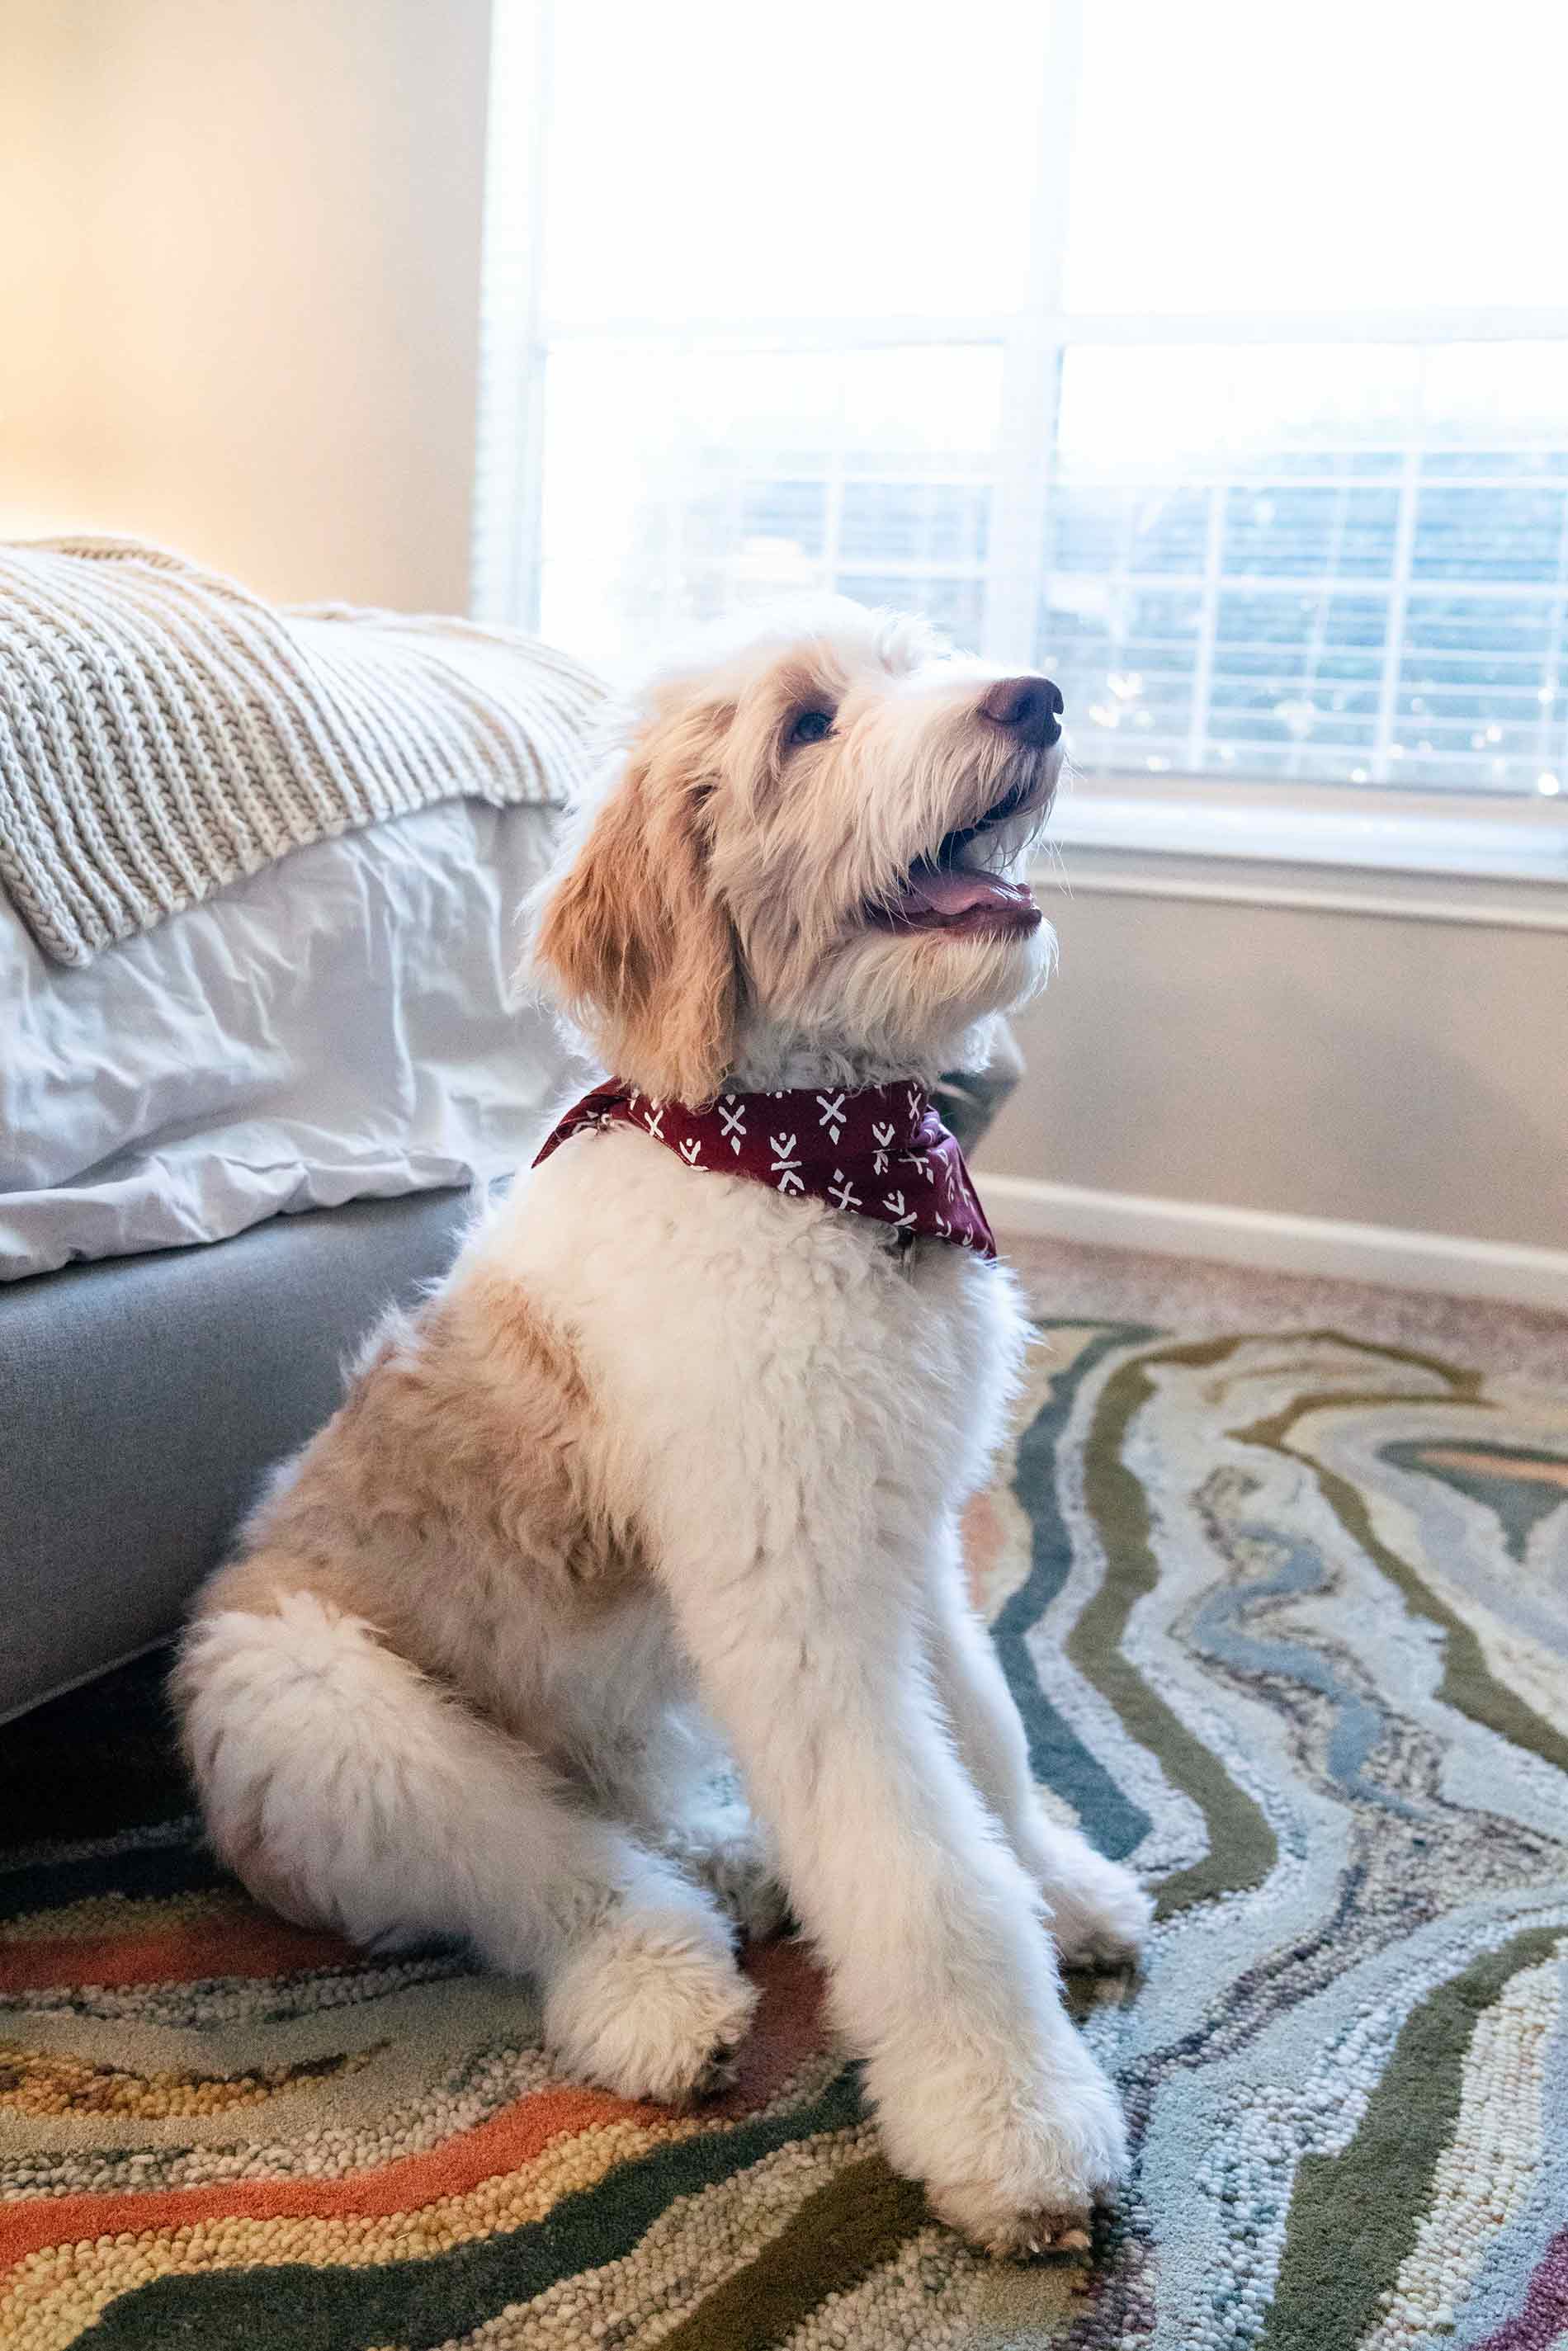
980 1174 1568 1313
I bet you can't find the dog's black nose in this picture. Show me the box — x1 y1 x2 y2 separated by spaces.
978 674 1063 748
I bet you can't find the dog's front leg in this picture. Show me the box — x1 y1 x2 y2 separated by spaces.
655 1522 1128 2256
925 1541 1155 1972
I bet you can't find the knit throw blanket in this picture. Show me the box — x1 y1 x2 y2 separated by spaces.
0 539 607 965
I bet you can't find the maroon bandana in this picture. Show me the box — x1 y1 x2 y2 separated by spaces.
534 1081 998 1259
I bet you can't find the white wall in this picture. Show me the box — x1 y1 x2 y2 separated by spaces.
0 0 492 610
976 867 1568 1265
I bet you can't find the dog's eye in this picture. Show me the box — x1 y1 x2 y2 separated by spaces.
790 710 834 747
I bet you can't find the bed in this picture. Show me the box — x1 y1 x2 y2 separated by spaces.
0 791 586 1720
0 539 609 1721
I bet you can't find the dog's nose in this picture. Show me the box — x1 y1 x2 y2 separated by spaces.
978 674 1064 748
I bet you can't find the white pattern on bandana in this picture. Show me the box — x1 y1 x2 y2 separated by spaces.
534 1082 998 1259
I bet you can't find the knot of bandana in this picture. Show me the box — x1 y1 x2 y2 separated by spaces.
533 1080 998 1260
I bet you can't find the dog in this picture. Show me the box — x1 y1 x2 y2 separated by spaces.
175 602 1152 2256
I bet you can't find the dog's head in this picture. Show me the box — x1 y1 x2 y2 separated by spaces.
531 603 1063 1100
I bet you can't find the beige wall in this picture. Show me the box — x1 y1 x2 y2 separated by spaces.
0 0 492 610
977 881 1568 1255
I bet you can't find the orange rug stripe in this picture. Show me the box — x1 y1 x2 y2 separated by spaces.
0 1941 827 2273
0 1909 359 1994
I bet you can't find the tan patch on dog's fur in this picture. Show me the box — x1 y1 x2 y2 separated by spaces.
195 1272 648 1729
533 714 742 1103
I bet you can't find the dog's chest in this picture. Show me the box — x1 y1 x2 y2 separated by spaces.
496 1134 1025 1500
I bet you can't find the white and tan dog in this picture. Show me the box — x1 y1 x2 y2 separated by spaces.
177 604 1151 2256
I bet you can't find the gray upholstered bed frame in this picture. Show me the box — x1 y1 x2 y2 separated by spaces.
0 1188 473 1724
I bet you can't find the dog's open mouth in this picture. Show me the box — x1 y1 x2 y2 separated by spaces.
869 775 1046 938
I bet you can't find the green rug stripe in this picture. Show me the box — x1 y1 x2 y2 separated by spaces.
1074 1338 1278 1918
998 1320 1158 1862
80 2067 867 2349
1313 1452 1568 1777
658 2153 928 2351
1240 1371 1568 1781
1260 1925 1566 2351
1281 1327 1482 1388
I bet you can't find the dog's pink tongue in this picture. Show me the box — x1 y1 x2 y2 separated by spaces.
898 864 1037 923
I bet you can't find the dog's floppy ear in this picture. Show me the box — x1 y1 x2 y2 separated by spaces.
532 734 741 1104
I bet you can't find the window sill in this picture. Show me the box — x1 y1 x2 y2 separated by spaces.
1047 773 1568 885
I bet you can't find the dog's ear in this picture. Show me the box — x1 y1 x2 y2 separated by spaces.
532 734 741 1104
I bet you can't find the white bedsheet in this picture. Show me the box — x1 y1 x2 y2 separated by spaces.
0 799 573 1281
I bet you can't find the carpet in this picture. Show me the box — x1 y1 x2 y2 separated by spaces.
2 1311 1566 2349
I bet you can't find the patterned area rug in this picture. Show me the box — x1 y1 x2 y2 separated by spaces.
3 1315 1566 2349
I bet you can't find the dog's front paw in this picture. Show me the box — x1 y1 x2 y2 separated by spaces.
1046 1852 1155 1973
888 2032 1128 2259
544 1903 758 2107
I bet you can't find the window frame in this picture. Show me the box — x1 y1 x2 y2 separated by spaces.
476 0 1568 884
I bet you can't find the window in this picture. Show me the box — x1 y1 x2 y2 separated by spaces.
477 0 1568 832
1046 343 1568 792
